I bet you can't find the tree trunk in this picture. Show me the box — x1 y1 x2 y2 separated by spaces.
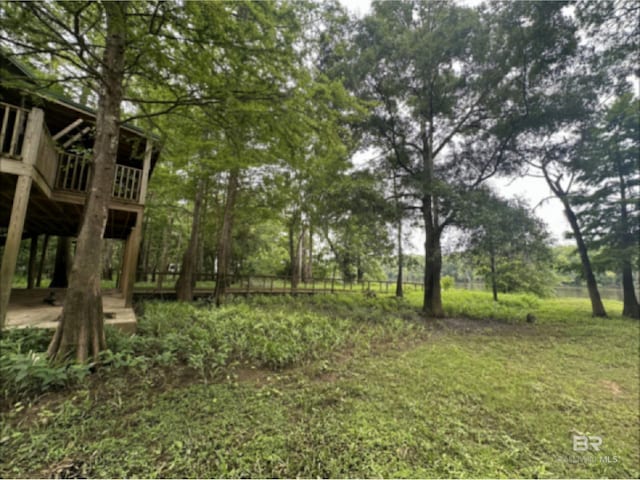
393 170 403 297
288 212 303 289
213 169 239 306
423 219 444 317
297 228 304 286
490 248 498 302
197 186 209 277
356 255 364 283
543 164 607 319
288 219 299 289
421 119 444 317
562 200 607 317
49 236 71 288
299 225 307 284
176 178 205 301
36 234 49 287
303 225 313 282
156 217 173 290
137 218 150 282
48 2 127 363
396 218 403 298
614 163 640 319
621 260 640 319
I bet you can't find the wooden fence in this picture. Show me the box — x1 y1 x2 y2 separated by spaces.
133 273 424 296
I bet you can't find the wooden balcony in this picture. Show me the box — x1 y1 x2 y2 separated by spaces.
1 102 146 205
55 152 143 202
0 56 160 324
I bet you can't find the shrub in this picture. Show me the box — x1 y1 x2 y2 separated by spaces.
441 276 454 291
1 295 421 403
0 346 90 404
0 329 59 402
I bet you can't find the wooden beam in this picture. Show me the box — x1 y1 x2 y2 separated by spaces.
0 157 31 176
62 126 91 148
52 118 83 141
0 176 32 327
138 139 153 205
119 234 131 292
51 190 143 212
0 159 52 198
122 212 143 307
0 108 43 328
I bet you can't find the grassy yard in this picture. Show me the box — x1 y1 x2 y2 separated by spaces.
0 291 638 478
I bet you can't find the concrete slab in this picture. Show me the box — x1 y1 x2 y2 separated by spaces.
6 288 136 333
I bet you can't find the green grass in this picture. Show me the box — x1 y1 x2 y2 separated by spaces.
1 290 638 478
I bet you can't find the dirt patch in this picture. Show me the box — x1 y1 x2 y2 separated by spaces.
433 316 534 335
601 380 623 396
229 365 273 386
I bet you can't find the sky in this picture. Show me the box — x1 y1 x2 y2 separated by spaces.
339 0 574 252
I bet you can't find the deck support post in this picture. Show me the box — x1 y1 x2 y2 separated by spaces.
122 211 143 307
121 139 152 307
0 108 43 329
139 139 152 204
27 235 38 289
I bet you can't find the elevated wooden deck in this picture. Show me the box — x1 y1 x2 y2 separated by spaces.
5 288 136 333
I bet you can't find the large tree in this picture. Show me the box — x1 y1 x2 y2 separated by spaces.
575 94 640 318
46 2 128 362
457 190 555 300
348 1 576 316
512 1 639 318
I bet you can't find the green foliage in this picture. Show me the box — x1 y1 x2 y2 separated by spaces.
1 294 638 478
1 328 51 353
442 289 541 323
0 329 90 402
134 296 420 371
441 275 454 291
0 296 418 405
457 190 557 298
575 93 639 271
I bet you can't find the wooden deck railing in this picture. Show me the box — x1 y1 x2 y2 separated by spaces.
0 102 29 158
55 151 91 192
54 152 142 202
112 164 142 202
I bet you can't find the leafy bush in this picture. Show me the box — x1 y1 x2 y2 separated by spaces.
441 276 454 291
136 302 352 370
0 329 90 404
1 295 420 403
1 327 51 353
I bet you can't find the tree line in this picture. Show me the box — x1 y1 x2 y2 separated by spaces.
0 0 637 362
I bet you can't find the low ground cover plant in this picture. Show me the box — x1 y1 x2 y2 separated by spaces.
1 291 637 478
